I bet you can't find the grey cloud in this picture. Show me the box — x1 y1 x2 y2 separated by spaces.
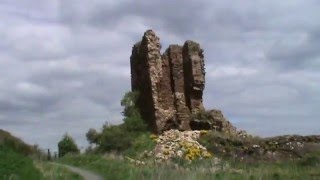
0 21 70 61
267 30 320 69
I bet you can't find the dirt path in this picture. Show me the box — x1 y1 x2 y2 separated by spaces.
50 163 104 180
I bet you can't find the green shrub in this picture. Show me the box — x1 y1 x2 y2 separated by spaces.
99 125 132 152
58 134 80 157
86 91 150 153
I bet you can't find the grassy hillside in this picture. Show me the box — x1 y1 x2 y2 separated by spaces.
0 145 43 179
0 129 43 179
0 129 37 155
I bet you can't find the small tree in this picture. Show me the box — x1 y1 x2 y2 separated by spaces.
84 91 149 153
121 91 147 132
58 134 79 157
120 91 140 117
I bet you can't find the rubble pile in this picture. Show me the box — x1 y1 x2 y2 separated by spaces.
148 130 212 162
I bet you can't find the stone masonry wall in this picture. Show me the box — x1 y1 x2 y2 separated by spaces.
130 30 205 133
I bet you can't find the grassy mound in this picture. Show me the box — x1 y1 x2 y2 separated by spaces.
0 129 38 155
0 129 43 179
0 145 42 179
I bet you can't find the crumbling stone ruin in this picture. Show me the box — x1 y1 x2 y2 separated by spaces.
129 30 320 163
130 30 235 134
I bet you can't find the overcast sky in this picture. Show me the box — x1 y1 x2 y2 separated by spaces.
1 0 319 151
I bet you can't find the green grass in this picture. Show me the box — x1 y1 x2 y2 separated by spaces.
0 145 43 180
58 153 320 180
34 161 83 180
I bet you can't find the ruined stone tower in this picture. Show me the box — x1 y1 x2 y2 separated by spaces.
130 30 205 133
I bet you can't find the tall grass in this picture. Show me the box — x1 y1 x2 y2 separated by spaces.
58 153 320 180
34 161 83 180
